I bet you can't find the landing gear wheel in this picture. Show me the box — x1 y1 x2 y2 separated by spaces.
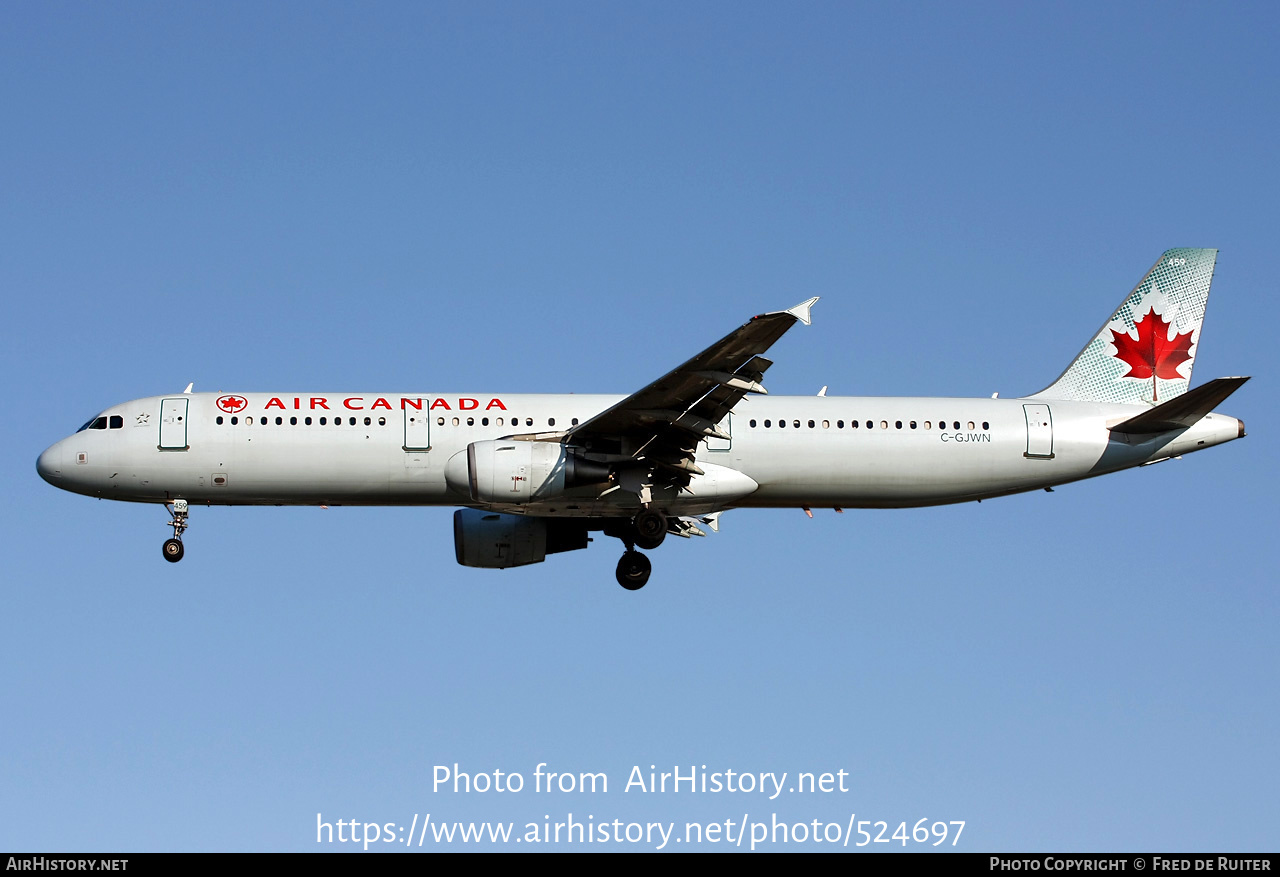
616 551 651 590
163 500 190 563
632 509 667 550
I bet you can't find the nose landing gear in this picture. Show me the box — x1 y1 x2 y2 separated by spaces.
162 499 189 563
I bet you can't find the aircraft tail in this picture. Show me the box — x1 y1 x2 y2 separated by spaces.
1029 248 1217 405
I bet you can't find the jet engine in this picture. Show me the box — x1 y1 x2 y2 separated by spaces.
445 440 609 503
453 509 590 568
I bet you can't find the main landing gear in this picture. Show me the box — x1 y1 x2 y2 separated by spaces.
608 509 669 590
616 551 651 590
162 499 189 563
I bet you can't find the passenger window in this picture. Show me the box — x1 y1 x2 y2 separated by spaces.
482 417 489 426
320 417 327 425
982 421 989 430
364 417 371 426
349 417 356 426
866 421 873 429
750 419 757 428
216 416 224 425
895 421 902 429
779 420 786 428
910 421 917 429
953 421 960 430
452 417 460 426
231 417 238 425
967 421 975 430
822 420 829 429
808 420 815 428
764 419 771 428
571 418 579 426
526 418 533 426
924 421 931 429
437 417 445 426
880 421 888 430
305 417 312 425
467 417 474 426
290 417 298 425
495 417 504 426
276 417 283 425
378 417 386 426
261 417 267 425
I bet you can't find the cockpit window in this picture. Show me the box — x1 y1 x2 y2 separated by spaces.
77 414 120 432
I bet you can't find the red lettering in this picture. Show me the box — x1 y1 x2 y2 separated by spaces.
265 398 285 410
401 398 423 410
370 398 392 410
459 398 479 410
343 397 363 410
485 398 507 411
294 398 301 410
310 397 330 410
429 398 451 410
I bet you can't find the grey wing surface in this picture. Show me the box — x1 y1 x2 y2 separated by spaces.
564 298 818 483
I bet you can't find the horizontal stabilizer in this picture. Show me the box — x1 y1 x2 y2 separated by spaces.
1109 376 1249 435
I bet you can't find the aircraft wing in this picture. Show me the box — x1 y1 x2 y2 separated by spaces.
563 297 818 483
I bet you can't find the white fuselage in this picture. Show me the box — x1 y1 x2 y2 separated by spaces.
36 391 1244 514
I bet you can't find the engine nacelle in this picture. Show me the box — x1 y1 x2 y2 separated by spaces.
453 509 589 569
445 440 609 504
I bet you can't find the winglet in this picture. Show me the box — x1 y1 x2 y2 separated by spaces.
782 296 819 326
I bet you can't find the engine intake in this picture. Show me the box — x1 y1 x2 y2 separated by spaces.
445 440 609 504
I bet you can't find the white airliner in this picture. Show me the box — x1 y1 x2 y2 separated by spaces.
38 249 1247 589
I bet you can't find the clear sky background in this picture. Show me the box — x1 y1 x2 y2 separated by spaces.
3 1 1276 852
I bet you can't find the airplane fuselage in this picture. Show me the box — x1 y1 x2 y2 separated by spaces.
38 390 1244 513
34 249 1250 589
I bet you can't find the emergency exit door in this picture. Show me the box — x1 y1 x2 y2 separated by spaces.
705 413 732 451
403 405 431 468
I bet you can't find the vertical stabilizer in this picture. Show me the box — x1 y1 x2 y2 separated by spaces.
1029 248 1217 404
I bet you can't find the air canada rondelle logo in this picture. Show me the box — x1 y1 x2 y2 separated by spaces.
1110 307 1194 382
216 395 248 414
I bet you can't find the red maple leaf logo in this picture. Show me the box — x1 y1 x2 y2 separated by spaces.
216 395 247 413
1110 308 1194 385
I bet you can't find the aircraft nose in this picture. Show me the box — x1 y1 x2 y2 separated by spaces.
36 443 63 484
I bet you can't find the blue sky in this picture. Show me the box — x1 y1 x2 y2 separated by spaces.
3 2 1276 851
